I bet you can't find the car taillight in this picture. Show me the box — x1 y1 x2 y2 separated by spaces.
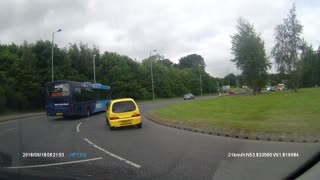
110 116 119 120
132 113 140 117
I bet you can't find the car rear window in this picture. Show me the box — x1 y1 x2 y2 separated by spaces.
112 101 136 113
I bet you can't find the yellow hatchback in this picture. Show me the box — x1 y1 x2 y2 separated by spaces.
106 98 142 130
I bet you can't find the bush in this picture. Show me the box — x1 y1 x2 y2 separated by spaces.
0 89 6 112
6 91 29 111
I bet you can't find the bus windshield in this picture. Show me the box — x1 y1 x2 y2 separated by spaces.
47 83 70 97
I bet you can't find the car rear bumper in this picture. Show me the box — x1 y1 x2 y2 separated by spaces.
109 117 141 127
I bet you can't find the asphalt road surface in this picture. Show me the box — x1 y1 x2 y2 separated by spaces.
0 98 319 180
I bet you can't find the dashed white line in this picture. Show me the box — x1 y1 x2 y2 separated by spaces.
84 138 141 168
76 122 82 133
0 128 16 135
5 157 103 169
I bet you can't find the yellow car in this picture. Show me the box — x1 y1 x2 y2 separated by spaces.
106 98 142 130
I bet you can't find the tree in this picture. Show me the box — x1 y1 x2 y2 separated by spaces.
236 74 245 87
158 58 174 67
299 43 319 87
223 73 237 86
267 73 289 86
178 54 206 69
317 46 320 86
271 3 303 92
231 18 270 94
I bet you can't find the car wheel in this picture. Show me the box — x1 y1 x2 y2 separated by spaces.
137 123 142 128
109 126 115 130
106 117 109 125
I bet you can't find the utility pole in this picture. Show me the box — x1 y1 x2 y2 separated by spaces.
93 54 96 83
217 81 221 96
198 64 203 96
150 50 157 100
51 29 62 82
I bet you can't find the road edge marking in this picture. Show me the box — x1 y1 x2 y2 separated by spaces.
0 128 16 135
76 122 82 133
5 157 103 169
84 138 141 168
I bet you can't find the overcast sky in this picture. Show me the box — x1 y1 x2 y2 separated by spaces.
0 0 319 77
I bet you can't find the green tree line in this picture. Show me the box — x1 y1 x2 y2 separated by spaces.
0 42 217 113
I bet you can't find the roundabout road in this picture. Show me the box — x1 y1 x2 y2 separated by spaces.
0 98 319 180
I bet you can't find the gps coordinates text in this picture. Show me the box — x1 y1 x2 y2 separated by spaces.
228 152 299 158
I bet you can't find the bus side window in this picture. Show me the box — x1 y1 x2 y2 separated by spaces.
81 88 95 101
74 88 81 102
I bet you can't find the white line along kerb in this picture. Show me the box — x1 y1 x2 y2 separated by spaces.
84 138 141 168
5 157 103 169
76 122 82 133
0 128 16 135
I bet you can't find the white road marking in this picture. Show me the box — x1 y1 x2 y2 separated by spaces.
0 115 45 124
76 122 82 133
84 138 141 168
0 128 16 135
0 120 17 124
5 157 103 169
76 118 90 133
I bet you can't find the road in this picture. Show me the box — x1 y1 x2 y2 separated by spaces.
0 98 319 180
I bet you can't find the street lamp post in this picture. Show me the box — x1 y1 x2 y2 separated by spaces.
93 54 96 83
51 29 62 82
217 81 221 96
198 64 203 96
150 50 157 101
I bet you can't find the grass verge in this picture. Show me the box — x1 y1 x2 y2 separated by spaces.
149 88 320 136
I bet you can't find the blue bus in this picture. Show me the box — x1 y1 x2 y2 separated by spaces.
45 80 111 117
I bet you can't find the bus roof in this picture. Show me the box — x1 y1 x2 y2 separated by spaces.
91 83 111 90
46 80 111 90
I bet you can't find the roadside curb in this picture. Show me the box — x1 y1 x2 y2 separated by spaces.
144 113 320 143
0 112 45 123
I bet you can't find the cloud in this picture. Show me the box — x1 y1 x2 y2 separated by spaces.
0 0 318 77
